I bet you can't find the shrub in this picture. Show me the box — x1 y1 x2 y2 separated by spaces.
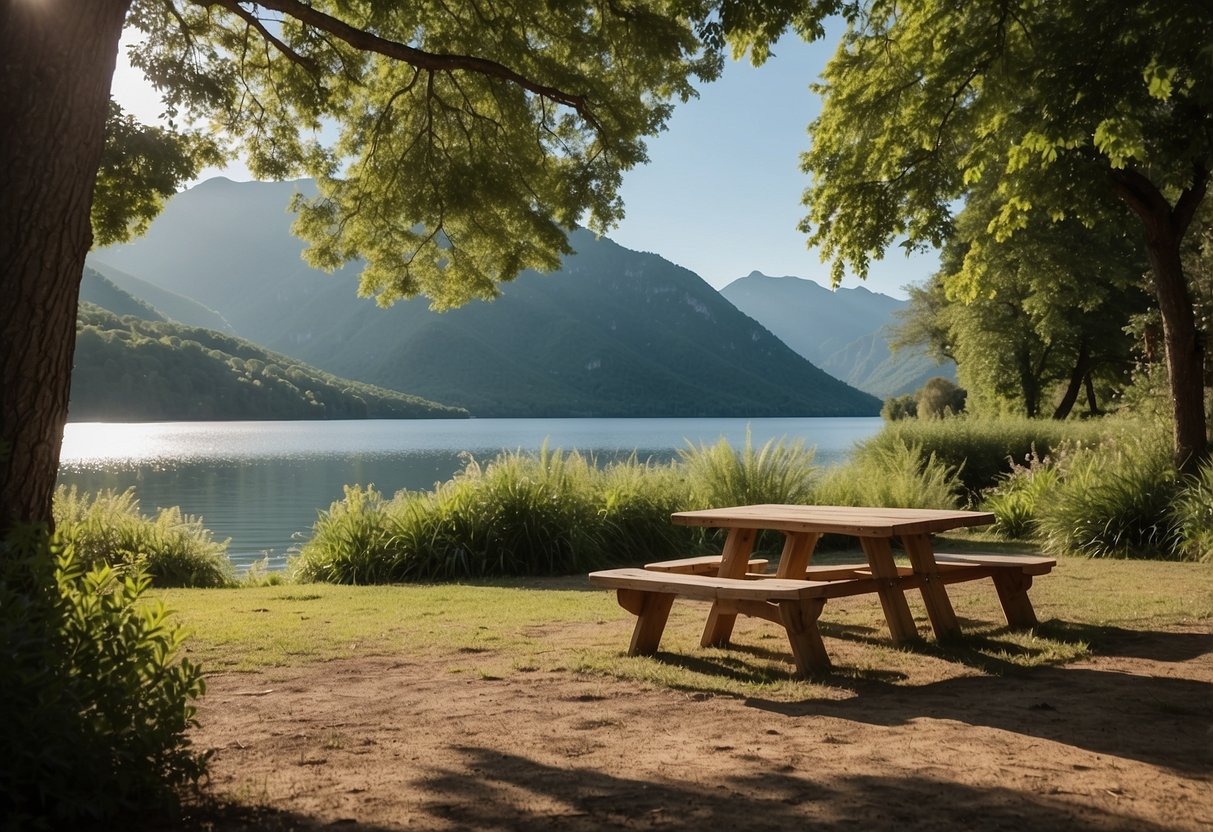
1034 436 1183 559
292 449 700 583
0 528 208 827
54 486 234 587
678 431 817 508
980 450 1063 539
814 439 962 510
863 416 1127 495
1171 458 1213 562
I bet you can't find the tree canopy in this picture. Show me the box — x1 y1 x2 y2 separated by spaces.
798 0 1212 467
1 0 769 533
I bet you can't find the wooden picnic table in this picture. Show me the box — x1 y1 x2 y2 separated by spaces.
670 504 996 646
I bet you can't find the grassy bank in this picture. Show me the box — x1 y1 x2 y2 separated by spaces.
160 553 1213 699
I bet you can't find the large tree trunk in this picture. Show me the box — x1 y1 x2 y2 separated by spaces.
1112 166 1209 475
0 0 131 536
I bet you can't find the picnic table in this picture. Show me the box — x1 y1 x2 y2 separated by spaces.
590 504 1055 675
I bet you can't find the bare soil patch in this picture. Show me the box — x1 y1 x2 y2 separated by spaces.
179 620 1213 831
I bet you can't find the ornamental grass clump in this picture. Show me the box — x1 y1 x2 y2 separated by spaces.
53 486 234 588
814 438 962 510
1034 435 1183 559
981 449 1063 540
293 448 696 583
678 431 818 509
1170 457 1213 563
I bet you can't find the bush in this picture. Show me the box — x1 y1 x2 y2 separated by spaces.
678 431 817 508
863 416 1127 495
814 439 962 510
1171 458 1213 562
980 450 1062 539
0 528 208 827
292 449 701 583
54 486 234 587
1034 435 1183 559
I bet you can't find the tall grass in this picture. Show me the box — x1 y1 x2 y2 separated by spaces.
814 439 962 509
292 449 702 584
1169 458 1213 563
1033 435 1183 559
53 486 234 587
865 415 1132 495
678 431 817 508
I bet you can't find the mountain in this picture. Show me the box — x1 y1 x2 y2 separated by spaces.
97 178 881 418
85 257 234 333
720 272 956 399
80 268 165 321
72 297 467 422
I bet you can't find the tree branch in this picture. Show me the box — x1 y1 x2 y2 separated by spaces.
1173 162 1210 238
207 0 319 74
196 0 605 134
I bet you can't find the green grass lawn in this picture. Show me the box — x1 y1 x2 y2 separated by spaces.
158 550 1213 700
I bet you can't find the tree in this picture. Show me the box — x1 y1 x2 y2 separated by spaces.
914 376 965 419
0 0 725 536
798 0 1212 470
897 187 1152 418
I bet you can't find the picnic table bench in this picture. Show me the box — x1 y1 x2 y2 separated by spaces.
590 505 1056 676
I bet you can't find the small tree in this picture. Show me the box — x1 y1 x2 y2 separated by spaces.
916 377 966 419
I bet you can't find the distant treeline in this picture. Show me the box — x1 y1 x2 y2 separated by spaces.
70 304 468 421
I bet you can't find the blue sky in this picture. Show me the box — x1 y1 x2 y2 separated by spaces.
110 32 938 299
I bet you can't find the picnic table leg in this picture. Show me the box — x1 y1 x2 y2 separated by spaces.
859 536 919 644
778 598 831 675
617 589 676 655
992 572 1039 628
775 531 821 578
901 533 962 641
701 526 757 647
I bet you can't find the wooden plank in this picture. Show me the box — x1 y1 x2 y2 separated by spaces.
644 555 769 575
992 572 1039 628
589 568 836 601
775 531 820 578
779 599 831 675
934 553 1056 576
671 505 995 538
702 526 756 647
902 533 961 641
628 592 675 655
859 536 919 644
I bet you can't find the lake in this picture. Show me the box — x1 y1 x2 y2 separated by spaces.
58 417 883 571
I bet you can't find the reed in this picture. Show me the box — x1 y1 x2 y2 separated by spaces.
53 486 234 587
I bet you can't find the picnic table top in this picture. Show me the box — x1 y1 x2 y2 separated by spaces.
670 504 995 538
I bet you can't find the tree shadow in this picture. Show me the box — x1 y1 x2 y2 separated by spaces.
411 746 1187 831
745 665 1212 774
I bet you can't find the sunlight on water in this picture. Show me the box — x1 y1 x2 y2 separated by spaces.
58 418 883 571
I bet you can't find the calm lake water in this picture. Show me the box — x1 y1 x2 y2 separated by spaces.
58 417 883 571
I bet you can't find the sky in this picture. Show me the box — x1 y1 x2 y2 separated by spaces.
109 30 939 299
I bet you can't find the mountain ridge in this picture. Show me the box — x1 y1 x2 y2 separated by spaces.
97 179 882 418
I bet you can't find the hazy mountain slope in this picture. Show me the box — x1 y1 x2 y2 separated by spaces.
79 268 165 321
71 303 467 421
98 179 881 418
85 256 235 333
721 272 955 398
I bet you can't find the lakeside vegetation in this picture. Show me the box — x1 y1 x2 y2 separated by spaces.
49 418 1213 595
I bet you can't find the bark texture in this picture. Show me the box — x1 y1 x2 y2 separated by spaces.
0 0 132 534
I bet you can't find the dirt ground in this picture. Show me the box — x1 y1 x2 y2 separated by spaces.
181 620 1213 832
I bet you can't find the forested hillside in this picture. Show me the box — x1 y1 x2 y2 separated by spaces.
97 178 881 418
71 303 467 421
721 272 955 397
